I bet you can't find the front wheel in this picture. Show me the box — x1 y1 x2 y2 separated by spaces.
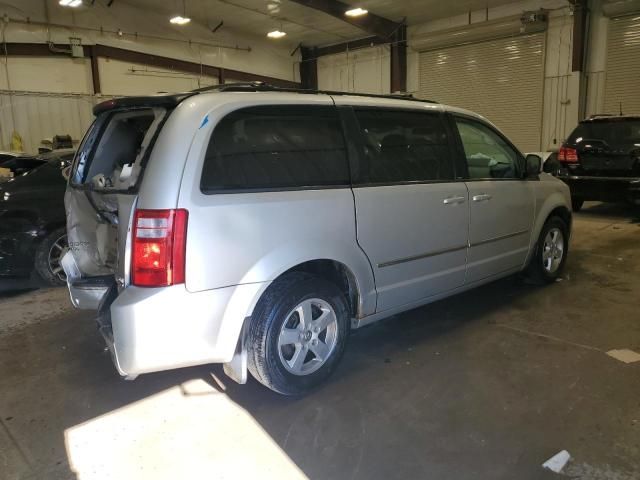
526 216 569 284
247 273 350 395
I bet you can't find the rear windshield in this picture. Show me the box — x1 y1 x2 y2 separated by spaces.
568 119 640 147
70 108 165 190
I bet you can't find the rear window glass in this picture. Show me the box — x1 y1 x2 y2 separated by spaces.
200 105 349 193
568 119 640 147
71 109 161 190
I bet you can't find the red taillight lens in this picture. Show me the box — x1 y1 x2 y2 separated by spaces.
132 209 188 287
559 146 579 163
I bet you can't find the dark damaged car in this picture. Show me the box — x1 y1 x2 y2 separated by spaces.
0 149 75 288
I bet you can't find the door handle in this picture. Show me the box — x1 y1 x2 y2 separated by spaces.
472 194 492 202
443 196 466 205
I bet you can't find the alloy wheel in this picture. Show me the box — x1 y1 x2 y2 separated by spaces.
48 234 68 283
277 298 339 376
542 227 564 274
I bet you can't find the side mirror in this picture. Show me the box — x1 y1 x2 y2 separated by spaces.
62 165 72 181
525 154 542 178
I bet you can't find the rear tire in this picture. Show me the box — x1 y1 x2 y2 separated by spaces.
247 272 350 395
34 228 68 286
525 216 569 285
571 197 584 212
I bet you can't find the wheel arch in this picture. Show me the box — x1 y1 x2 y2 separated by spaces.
216 252 376 367
242 255 375 324
280 259 362 319
525 194 572 267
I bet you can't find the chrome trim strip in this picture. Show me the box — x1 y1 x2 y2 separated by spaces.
378 229 530 268
378 244 467 268
561 175 640 182
470 229 529 248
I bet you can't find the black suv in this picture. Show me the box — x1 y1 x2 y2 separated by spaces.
557 115 640 211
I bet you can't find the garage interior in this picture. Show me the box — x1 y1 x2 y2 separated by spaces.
0 0 639 479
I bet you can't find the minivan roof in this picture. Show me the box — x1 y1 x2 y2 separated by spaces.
93 81 486 123
94 81 438 115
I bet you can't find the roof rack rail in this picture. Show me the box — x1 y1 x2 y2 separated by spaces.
191 81 438 104
587 114 615 119
585 113 640 121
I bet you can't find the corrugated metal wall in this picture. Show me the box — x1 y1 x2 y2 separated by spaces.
604 14 640 114
417 33 546 152
0 91 101 153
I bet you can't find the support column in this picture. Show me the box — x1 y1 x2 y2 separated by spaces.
572 0 588 72
300 47 318 90
390 25 407 93
88 46 101 94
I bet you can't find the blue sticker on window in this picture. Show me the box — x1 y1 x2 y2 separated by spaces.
199 115 209 129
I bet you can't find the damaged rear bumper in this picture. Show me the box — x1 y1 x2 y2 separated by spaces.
107 284 253 377
61 251 113 309
62 251 266 380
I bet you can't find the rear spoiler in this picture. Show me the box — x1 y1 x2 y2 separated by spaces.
93 93 196 116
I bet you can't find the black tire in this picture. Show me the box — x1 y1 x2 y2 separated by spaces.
34 227 68 286
525 216 569 285
571 197 584 212
247 272 350 395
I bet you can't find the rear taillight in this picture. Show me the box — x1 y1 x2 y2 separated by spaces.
132 209 188 287
558 146 579 163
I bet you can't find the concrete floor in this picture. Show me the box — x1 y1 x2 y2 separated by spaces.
1 202 639 480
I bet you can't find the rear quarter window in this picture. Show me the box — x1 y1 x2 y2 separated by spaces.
200 105 349 193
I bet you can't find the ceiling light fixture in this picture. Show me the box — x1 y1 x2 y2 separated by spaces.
59 0 83 7
170 0 191 25
345 7 368 17
170 15 191 25
267 29 287 39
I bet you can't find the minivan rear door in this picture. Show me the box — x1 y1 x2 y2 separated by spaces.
337 102 469 313
64 102 172 306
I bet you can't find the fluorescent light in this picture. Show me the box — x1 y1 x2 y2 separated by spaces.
59 0 83 6
170 15 191 25
345 7 368 17
267 30 286 39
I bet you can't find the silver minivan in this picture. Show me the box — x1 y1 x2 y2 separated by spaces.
62 83 572 395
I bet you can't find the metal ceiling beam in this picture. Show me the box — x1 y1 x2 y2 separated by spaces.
3 43 300 91
287 0 401 39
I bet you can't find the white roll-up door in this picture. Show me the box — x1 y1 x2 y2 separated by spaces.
604 14 640 114
418 33 545 152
